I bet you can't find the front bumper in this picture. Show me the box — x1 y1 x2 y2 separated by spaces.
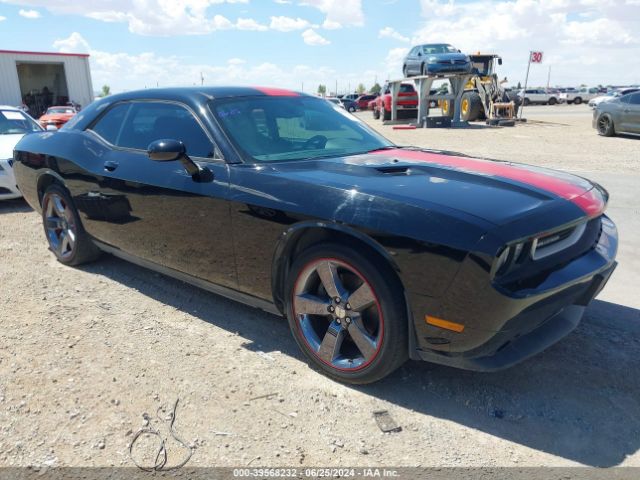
0 158 22 199
409 215 618 371
427 62 472 74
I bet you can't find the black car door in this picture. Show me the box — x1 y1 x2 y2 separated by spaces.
79 100 237 289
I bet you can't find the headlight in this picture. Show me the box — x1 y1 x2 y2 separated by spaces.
428 56 438 63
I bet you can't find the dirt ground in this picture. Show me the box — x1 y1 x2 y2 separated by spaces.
1 105 640 471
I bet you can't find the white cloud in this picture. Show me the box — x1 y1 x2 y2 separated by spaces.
300 0 364 28
378 26 409 43
52 31 90 53
269 15 312 31
301 28 330 46
274 0 292 3
19 8 41 18
51 32 378 94
3 0 253 35
0 15 6 21
411 0 640 86
235 17 268 30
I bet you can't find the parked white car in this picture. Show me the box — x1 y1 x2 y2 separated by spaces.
517 89 561 105
0 105 43 200
589 88 640 109
559 87 600 105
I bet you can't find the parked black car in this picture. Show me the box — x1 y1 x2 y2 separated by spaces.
13 87 618 384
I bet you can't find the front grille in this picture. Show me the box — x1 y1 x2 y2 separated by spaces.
437 60 467 65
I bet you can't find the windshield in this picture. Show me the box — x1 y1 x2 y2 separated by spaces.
0 110 42 135
46 107 75 115
211 96 393 163
422 44 458 54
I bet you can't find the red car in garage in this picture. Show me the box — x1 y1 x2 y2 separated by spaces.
38 106 77 130
373 83 419 120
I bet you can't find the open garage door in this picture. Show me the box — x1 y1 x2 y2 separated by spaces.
17 62 69 118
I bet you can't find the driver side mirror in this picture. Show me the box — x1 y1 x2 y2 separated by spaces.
148 139 185 162
147 139 213 183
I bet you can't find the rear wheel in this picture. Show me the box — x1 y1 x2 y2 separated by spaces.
441 100 453 118
373 106 380 120
523 97 531 106
347 105 356 113
573 97 582 105
382 107 391 121
41 185 101 266
285 243 408 384
596 113 615 137
548 97 557 105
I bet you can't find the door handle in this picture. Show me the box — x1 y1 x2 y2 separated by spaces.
103 160 119 172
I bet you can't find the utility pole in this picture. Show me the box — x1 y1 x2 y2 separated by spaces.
520 52 532 120
546 66 551 91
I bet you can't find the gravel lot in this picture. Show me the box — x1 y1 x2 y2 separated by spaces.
1 105 639 470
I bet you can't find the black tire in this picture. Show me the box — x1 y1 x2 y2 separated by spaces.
596 113 615 137
41 184 101 266
285 243 408 384
382 108 391 121
573 97 582 105
348 105 356 113
523 97 531 106
461 92 483 121
402 65 409 78
373 106 380 120
420 63 428 76
548 97 557 105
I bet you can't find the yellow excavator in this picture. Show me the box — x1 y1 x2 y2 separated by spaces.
442 54 518 126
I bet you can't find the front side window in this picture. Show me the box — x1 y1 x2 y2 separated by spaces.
116 102 214 158
212 96 392 163
0 109 42 135
628 93 640 105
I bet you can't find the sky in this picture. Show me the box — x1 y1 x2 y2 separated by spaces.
0 0 638 95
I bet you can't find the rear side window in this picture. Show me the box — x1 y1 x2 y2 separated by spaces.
89 103 130 144
117 102 214 158
629 93 640 105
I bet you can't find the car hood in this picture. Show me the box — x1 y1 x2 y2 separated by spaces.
0 134 25 159
425 52 468 62
271 148 604 228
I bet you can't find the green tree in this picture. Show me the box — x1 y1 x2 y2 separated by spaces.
517 81 522 89
317 84 327 96
356 83 366 94
100 85 111 97
370 82 382 95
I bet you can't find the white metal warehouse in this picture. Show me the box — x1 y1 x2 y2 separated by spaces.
0 50 94 117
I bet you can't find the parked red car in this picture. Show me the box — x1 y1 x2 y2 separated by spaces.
373 83 419 120
354 94 377 110
38 106 77 130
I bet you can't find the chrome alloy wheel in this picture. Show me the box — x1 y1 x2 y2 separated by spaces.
292 258 383 371
597 115 610 135
43 192 77 260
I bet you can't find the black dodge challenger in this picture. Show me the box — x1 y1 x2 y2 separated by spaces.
13 87 618 384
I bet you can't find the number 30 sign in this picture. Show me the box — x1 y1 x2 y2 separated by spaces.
530 51 544 63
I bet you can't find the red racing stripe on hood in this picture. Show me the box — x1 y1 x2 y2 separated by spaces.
254 87 299 96
371 148 605 217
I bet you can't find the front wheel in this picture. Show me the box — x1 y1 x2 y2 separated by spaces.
373 106 380 120
573 97 582 105
285 243 408 384
42 185 101 266
596 113 615 137
348 105 356 113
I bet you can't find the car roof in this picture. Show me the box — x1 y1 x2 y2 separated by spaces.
0 105 20 111
102 86 311 104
